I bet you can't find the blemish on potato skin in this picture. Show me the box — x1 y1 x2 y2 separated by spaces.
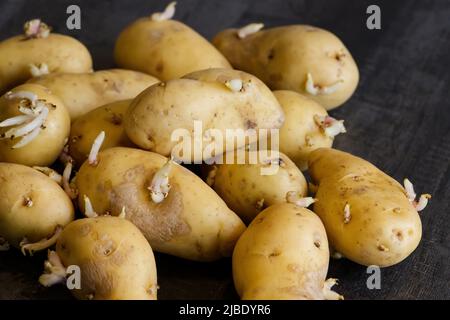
156 61 164 74
269 249 281 257
23 196 33 207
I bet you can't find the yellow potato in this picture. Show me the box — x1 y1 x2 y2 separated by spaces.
75 147 246 262
68 100 135 166
213 25 359 110
309 148 424 267
0 162 74 253
0 19 92 94
124 68 284 162
208 150 308 223
39 216 158 300
114 3 231 80
0 84 70 167
29 69 159 120
233 203 342 300
274 90 345 171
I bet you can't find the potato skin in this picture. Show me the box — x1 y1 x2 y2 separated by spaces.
209 151 308 223
0 33 92 94
233 203 331 300
274 90 333 171
0 163 74 248
115 19 231 81
69 100 135 166
309 148 422 267
0 84 71 167
56 216 157 300
213 25 359 110
124 68 284 162
28 69 159 120
76 147 246 261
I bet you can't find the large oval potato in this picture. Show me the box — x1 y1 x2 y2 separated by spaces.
124 68 284 163
39 216 158 300
75 147 246 262
309 148 424 267
213 25 359 110
68 100 135 166
274 90 345 171
29 69 159 120
208 150 308 223
114 3 231 80
233 203 342 300
0 84 71 167
0 162 74 252
0 19 92 94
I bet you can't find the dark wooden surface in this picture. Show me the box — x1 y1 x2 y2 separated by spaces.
0 0 449 300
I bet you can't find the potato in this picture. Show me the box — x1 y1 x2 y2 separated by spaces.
309 148 426 267
233 202 342 300
68 100 135 166
28 69 159 121
0 19 92 94
213 24 359 110
75 147 246 262
0 162 74 254
39 216 158 300
207 150 308 223
0 84 71 167
124 68 284 163
273 90 346 171
114 2 231 81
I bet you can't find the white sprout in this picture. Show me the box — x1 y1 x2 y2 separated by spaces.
62 162 78 199
206 166 218 186
286 192 317 208
224 79 244 92
0 114 33 127
323 278 344 300
3 106 48 138
24 19 50 39
0 237 10 251
151 1 176 21
33 166 63 184
331 251 344 259
29 63 49 77
403 178 431 212
255 198 265 210
403 178 416 202
11 125 41 149
20 226 63 256
415 194 432 212
305 72 343 95
88 131 105 166
148 160 173 203
237 23 264 39
59 143 74 165
314 115 346 138
343 203 351 224
84 195 98 218
39 250 67 287
5 91 38 105
118 206 127 219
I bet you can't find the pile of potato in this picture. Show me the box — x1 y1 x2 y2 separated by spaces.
0 2 430 300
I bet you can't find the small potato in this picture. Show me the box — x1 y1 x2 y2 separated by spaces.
114 2 231 80
309 148 425 267
0 163 74 254
213 25 359 110
124 68 284 162
68 100 135 166
75 147 246 262
29 69 159 120
39 216 158 300
274 90 346 171
0 84 71 167
207 150 308 223
233 203 342 300
0 19 92 94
